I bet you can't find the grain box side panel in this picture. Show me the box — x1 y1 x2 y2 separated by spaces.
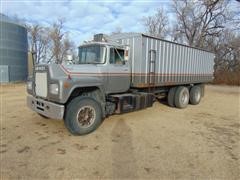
136 36 149 86
131 36 143 86
129 34 214 88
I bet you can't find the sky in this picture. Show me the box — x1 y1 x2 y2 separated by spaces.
0 0 171 46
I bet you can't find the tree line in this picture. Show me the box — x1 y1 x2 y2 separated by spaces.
143 0 240 85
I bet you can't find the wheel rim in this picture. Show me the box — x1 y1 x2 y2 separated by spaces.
77 106 96 128
181 91 189 105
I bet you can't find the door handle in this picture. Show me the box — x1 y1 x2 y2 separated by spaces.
123 69 128 71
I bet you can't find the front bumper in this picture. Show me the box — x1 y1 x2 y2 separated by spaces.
27 95 64 120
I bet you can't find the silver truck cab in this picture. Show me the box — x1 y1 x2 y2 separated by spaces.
27 36 132 135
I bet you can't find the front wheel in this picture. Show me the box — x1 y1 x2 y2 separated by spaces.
64 96 103 135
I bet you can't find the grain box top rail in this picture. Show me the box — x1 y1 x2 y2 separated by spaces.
111 33 214 55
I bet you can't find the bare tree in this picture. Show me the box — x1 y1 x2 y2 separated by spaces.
47 19 74 64
143 8 169 38
209 30 240 85
48 19 64 63
27 24 50 64
172 0 228 47
230 2 240 32
27 20 74 64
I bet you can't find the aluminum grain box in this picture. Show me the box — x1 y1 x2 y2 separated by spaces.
111 33 215 88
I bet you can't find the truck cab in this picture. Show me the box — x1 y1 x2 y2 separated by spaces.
75 42 130 94
27 35 138 135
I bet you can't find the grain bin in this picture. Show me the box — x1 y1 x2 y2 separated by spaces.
0 14 28 83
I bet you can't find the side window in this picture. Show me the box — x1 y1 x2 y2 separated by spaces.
110 48 125 65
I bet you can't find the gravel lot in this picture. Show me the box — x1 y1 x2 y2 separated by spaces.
1 84 239 179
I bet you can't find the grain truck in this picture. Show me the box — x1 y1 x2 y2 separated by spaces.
27 33 215 135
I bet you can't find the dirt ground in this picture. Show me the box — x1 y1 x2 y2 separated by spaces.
0 84 239 179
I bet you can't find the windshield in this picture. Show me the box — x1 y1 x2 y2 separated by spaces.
78 45 106 64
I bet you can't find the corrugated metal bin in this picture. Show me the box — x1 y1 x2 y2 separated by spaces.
0 65 9 82
0 14 28 82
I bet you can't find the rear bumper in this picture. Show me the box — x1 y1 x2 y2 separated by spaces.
27 95 64 120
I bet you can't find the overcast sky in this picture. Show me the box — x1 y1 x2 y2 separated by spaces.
1 0 170 46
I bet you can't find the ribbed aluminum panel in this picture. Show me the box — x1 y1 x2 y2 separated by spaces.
111 33 215 88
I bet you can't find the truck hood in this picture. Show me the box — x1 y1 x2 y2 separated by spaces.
34 64 103 78
60 64 102 75
35 64 104 103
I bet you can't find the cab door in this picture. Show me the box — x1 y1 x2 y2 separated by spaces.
107 47 130 93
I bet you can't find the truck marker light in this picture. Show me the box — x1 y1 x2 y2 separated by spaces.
64 81 70 88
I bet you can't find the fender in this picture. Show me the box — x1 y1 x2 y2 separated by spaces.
59 75 106 104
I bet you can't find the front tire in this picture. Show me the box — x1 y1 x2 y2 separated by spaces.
64 96 103 135
174 86 189 109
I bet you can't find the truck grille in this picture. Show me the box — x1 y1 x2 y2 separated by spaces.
35 72 48 98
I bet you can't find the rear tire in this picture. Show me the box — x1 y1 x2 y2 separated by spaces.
167 87 177 107
64 96 103 135
174 86 189 109
189 86 202 105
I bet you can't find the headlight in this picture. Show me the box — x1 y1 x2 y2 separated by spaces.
50 83 59 95
27 81 32 90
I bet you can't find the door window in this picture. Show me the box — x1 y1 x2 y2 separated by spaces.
110 48 125 65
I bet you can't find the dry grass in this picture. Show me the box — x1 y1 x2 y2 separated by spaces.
213 71 240 86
